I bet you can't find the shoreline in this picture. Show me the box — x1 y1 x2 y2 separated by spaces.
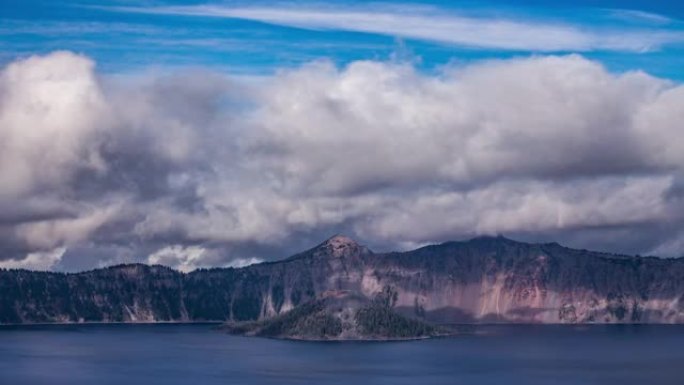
3 321 683 327
0 321 224 327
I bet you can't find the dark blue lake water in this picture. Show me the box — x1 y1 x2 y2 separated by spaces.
0 324 682 385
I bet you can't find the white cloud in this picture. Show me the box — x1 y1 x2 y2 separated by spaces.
225 257 264 269
608 9 673 25
14 203 122 250
353 176 673 243
3 51 684 271
112 5 684 52
147 245 263 272
147 245 208 272
246 56 678 195
0 247 66 271
0 51 108 199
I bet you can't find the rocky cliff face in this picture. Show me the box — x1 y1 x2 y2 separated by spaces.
1 235 683 324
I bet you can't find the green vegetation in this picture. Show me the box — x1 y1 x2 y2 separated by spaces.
354 286 437 338
222 298 343 339
256 300 342 338
222 287 443 340
355 304 436 338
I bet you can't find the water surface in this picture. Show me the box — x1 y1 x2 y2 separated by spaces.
0 324 682 385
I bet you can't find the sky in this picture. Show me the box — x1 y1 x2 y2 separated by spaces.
1 0 684 272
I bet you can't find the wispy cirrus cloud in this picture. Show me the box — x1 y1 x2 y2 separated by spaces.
607 9 673 25
106 3 684 52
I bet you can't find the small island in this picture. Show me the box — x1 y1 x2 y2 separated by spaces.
221 287 448 341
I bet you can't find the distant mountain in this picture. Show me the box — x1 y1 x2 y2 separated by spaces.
1 235 683 329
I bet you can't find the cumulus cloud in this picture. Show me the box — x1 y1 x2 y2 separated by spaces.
147 245 263 272
0 247 66 271
147 245 209 272
247 56 675 195
0 51 107 199
1 51 684 270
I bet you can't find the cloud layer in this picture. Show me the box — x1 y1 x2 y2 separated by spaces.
117 4 684 52
1 51 684 271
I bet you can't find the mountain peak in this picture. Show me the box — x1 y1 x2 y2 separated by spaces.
323 234 358 247
314 235 372 258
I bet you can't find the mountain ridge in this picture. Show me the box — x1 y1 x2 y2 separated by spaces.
4 235 670 276
1 235 683 326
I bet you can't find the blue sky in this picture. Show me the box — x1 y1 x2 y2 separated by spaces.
2 0 684 79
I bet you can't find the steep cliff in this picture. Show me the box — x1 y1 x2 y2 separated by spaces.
1 235 683 324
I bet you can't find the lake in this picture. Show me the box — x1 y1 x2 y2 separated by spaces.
0 324 682 385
